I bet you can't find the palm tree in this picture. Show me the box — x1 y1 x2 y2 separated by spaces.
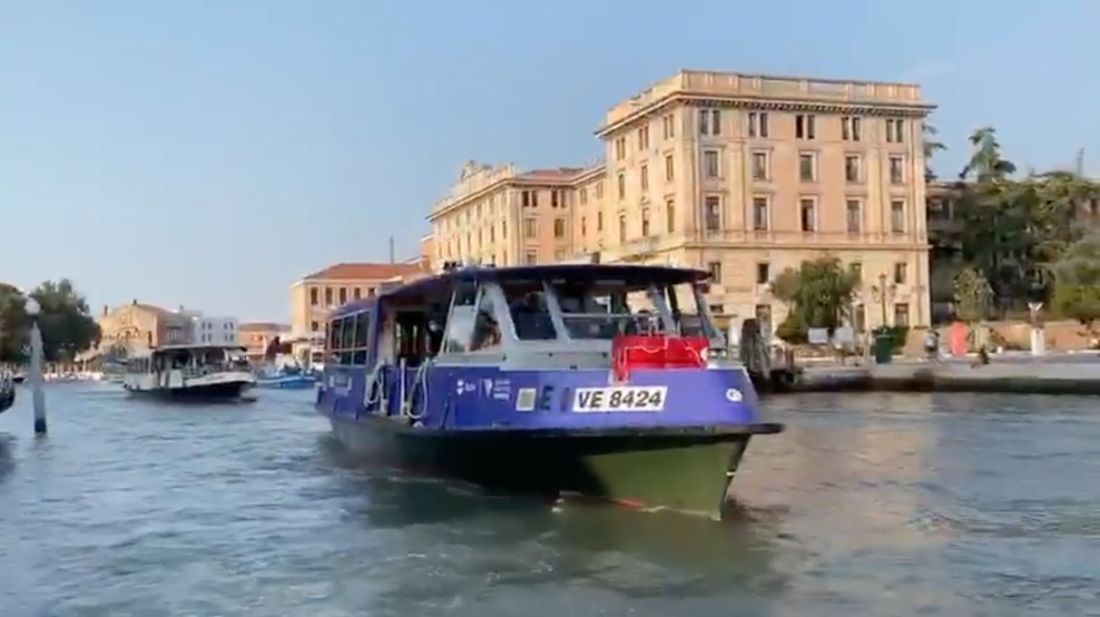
961 126 1017 182
922 122 946 181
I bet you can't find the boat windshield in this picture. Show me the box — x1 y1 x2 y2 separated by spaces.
666 281 723 342
549 281 661 339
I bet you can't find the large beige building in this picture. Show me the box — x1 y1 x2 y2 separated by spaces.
428 69 935 331
97 301 192 351
289 262 425 339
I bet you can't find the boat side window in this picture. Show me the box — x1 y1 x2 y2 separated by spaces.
501 281 556 341
328 318 343 363
442 281 478 353
340 315 356 365
668 281 721 341
470 288 503 351
352 311 371 365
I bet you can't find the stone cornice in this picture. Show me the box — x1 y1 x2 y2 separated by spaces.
596 93 935 137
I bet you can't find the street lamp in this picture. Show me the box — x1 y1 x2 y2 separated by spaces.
870 272 897 328
25 297 47 434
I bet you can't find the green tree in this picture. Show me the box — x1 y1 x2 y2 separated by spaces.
923 122 946 181
952 267 993 323
771 256 860 343
0 283 28 362
1052 235 1100 337
961 126 1017 182
29 279 101 362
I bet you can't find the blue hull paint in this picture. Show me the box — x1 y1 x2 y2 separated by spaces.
255 375 316 390
318 364 763 433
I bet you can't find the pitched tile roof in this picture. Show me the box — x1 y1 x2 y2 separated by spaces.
302 262 424 281
516 167 589 181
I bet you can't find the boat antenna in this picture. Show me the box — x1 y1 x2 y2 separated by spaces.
389 236 395 263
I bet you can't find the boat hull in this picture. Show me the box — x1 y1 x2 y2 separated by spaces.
125 380 252 401
329 415 779 518
255 376 316 390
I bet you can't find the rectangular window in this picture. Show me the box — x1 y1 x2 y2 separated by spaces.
894 303 910 327
532 191 539 207
501 220 507 239
891 200 906 233
752 151 768 181
707 261 722 282
850 262 862 282
595 182 604 199
554 218 565 238
638 126 648 150
489 226 495 243
662 114 674 139
704 150 720 178
894 262 908 285
886 118 905 143
523 218 536 238
580 188 588 205
640 163 649 191
752 197 769 231
756 262 770 285
666 198 675 232
698 109 709 135
800 198 816 232
617 172 626 200
711 109 721 135
759 112 769 138
580 216 587 237
799 153 816 182
615 137 626 160
641 208 651 236
310 287 318 306
748 112 757 138
597 211 603 231
551 191 559 208
618 214 627 242
890 156 905 184
796 114 816 139
705 196 721 232
842 116 862 142
324 287 333 306
665 154 674 181
845 154 861 183
846 199 862 234
525 251 537 265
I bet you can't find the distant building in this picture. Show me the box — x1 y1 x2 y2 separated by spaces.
289 262 425 339
429 69 936 331
239 322 291 362
97 301 191 351
189 315 239 346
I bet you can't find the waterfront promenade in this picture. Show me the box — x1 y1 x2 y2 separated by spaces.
794 352 1100 395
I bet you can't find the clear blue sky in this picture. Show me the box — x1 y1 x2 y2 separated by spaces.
2 0 1098 322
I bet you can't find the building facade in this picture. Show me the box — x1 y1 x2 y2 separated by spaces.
190 316 239 346
289 263 425 339
428 70 935 331
239 322 291 362
97 301 193 351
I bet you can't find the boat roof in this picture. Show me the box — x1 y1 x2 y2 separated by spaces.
130 343 248 358
331 263 708 318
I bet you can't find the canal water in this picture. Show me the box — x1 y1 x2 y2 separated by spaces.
1 385 1098 616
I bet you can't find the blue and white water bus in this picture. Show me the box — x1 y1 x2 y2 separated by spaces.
316 263 782 518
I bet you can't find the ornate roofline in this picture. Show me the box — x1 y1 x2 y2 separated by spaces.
596 93 936 137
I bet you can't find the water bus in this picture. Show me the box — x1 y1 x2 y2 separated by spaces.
315 264 782 518
123 344 255 400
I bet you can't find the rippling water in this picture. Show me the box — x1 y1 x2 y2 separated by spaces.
2 384 1099 616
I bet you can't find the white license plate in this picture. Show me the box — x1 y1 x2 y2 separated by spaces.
573 386 667 412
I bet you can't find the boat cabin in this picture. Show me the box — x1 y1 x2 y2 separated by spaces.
127 344 250 377
325 264 723 372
